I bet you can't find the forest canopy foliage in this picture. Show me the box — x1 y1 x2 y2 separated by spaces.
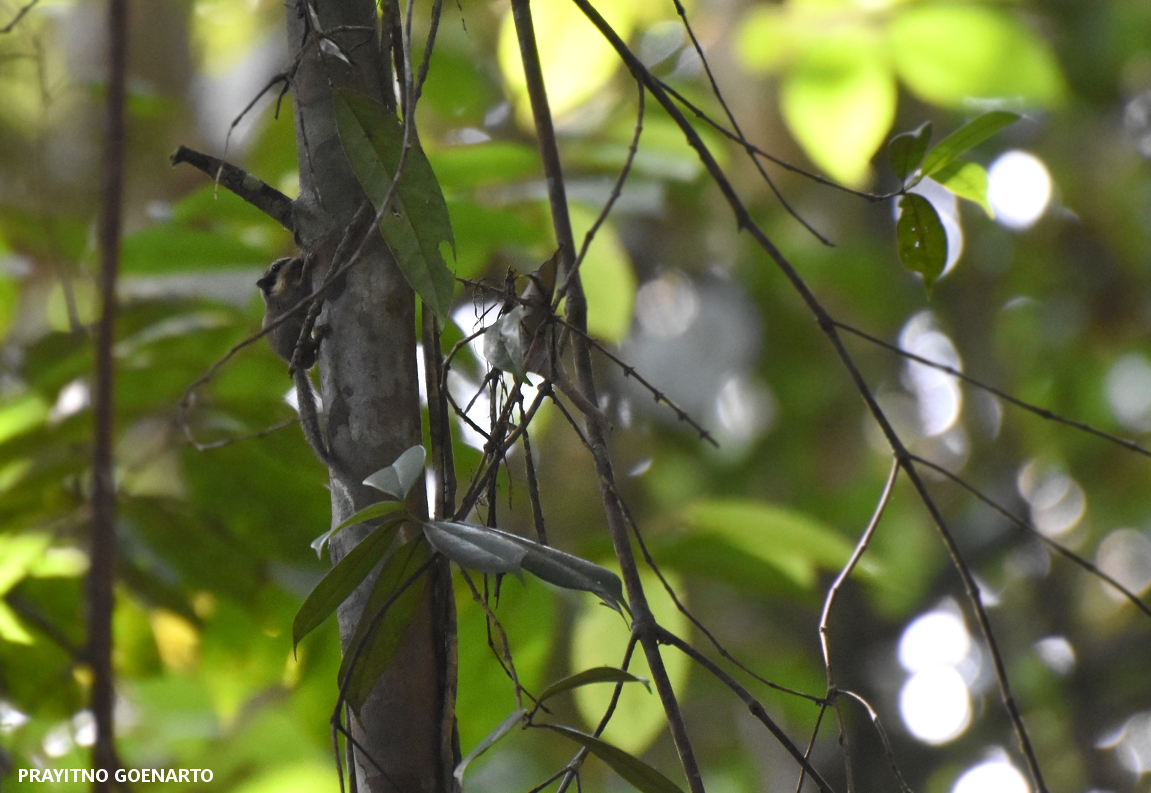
1 0 1151 792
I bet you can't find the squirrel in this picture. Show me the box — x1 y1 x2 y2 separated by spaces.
257 254 348 478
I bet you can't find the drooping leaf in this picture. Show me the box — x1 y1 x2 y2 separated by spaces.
483 306 529 378
516 539 627 614
423 521 627 612
422 520 529 575
896 194 948 291
544 724 685 793
294 518 404 648
454 708 526 786
310 500 406 558
334 89 456 321
537 667 650 706
362 444 427 501
932 159 994 217
339 537 431 714
887 122 932 182
920 111 1021 178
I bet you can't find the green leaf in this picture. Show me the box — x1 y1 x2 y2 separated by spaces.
311 500 406 558
543 724 685 793
896 194 948 291
887 122 932 182
569 203 635 343
423 521 627 612
571 567 688 755
422 520 529 575
537 667 651 706
683 499 859 590
334 89 456 321
362 444 427 500
121 227 268 273
933 159 993 217
780 29 897 185
340 537 430 714
921 111 1021 178
454 709 526 786
890 6 1065 109
293 518 403 648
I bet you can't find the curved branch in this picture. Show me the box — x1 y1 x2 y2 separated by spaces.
170 145 295 232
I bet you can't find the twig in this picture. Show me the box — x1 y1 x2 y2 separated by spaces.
568 3 1049 788
0 0 38 33
553 80 646 309
910 453 1151 620
819 459 899 682
654 77 895 203
835 320 1151 458
170 146 295 231
657 627 838 793
663 0 833 244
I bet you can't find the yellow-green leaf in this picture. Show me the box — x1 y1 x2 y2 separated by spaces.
890 6 1065 108
933 160 993 217
571 567 688 755
780 31 896 185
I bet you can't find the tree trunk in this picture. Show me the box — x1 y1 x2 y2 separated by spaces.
285 2 456 790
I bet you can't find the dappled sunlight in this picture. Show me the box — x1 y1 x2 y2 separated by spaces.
900 310 963 438
1105 353 1151 432
952 754 1030 793
988 151 1052 230
1016 460 1086 539
1095 528 1151 599
1098 710 1151 778
898 606 978 745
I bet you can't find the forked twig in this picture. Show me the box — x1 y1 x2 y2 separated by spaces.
567 2 1049 788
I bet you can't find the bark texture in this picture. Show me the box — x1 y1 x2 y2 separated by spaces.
285 2 455 790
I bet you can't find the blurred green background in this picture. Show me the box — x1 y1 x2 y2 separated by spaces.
1 0 1150 791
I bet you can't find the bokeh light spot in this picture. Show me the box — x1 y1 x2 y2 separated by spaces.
900 666 972 744
899 610 971 671
952 757 1030 793
988 150 1052 230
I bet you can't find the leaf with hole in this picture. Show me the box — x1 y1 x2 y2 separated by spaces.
294 518 403 649
920 111 1020 178
544 724 685 793
339 537 430 714
933 159 993 217
887 122 932 182
362 444 427 501
537 667 650 706
896 194 948 291
334 89 456 321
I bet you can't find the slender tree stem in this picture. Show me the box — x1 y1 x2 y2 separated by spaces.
89 0 128 788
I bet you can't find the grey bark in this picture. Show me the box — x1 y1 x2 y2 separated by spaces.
285 1 456 791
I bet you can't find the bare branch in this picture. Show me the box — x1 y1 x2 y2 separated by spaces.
0 0 38 33
910 453 1151 620
170 146 295 231
836 320 1151 458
